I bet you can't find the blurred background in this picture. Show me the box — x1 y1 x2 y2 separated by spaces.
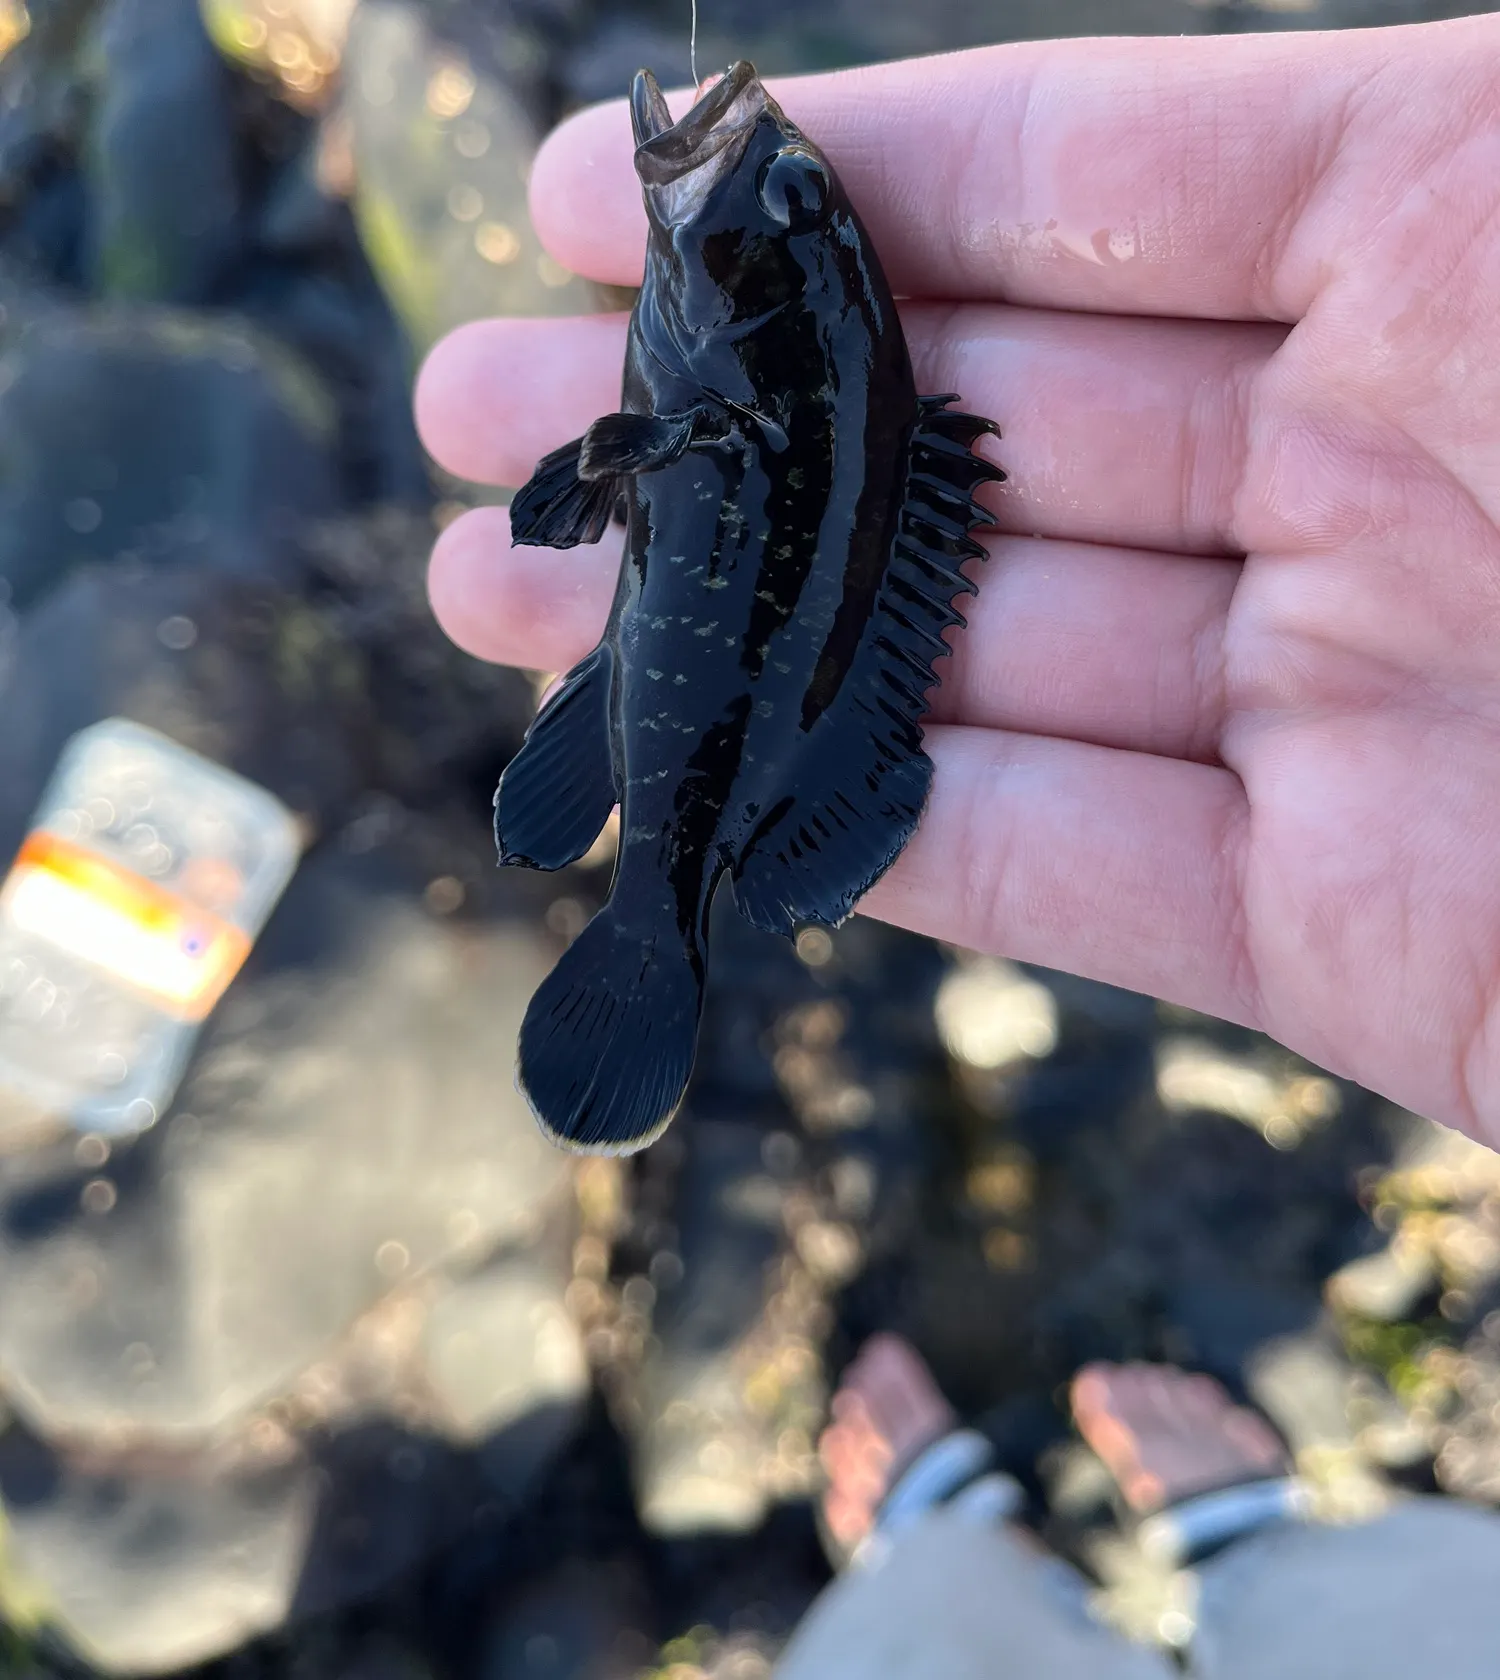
0 0 1492 1675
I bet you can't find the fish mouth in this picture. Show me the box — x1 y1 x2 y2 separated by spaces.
631 62 772 227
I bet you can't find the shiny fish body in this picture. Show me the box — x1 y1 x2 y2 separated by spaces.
496 63 1003 1151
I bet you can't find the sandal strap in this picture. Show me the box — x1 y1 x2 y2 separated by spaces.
877 1428 998 1534
1137 1476 1312 1567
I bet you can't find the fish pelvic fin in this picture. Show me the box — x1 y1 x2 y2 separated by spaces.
510 436 621 548
495 644 617 869
731 395 1002 937
517 900 705 1153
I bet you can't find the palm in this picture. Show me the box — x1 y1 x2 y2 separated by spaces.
417 18 1500 1146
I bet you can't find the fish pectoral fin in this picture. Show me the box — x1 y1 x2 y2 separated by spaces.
579 410 701 478
509 435 621 548
495 644 618 869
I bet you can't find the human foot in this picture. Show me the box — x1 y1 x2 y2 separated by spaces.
1071 1362 1291 1516
819 1334 959 1555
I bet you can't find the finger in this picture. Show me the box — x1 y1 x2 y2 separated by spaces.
428 506 622 668
528 24 1463 318
952 538 1233 763
417 306 1279 556
860 724 1255 1030
414 314 632 491
429 507 1235 762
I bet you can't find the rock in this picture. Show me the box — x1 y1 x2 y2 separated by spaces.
423 1249 589 1505
84 0 242 302
0 816 572 1439
0 0 96 288
1326 1239 1439 1323
304 510 535 807
0 1420 312 1675
0 311 336 611
200 0 354 110
342 0 592 357
623 912 942 1536
238 160 434 510
480 1557 651 1680
0 563 372 864
630 1118 788 1537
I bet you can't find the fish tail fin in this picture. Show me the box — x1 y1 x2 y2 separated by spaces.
518 897 705 1154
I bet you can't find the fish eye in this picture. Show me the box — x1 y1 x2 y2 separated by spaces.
755 145 831 229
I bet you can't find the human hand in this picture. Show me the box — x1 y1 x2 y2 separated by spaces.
416 17 1500 1149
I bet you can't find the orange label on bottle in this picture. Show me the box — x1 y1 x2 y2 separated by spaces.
0 832 252 1021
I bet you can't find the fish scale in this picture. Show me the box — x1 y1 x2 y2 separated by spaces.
494 62 1004 1153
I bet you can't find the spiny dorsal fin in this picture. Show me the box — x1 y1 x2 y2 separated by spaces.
730 395 1004 938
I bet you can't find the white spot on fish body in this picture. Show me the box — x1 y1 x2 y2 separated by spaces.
647 668 663 679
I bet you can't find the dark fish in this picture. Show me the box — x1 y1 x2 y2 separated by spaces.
496 62 1003 1153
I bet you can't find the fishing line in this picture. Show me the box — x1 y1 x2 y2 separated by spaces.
690 0 700 89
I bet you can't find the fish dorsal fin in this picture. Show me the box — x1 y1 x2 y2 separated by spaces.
731 396 1003 936
885 393 1005 684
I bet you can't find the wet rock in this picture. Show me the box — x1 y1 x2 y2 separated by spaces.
0 1422 311 1675
85 0 242 302
237 165 433 510
342 0 592 357
304 510 535 808
1327 1239 1439 1323
200 0 353 110
423 1248 589 1502
1245 1320 1396 1517
0 816 572 1438
0 0 96 287
480 1557 652 1680
629 1118 789 1537
291 1419 481 1621
0 563 372 863
0 312 336 611
622 914 942 1536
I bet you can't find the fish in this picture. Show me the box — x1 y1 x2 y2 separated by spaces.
495 61 1004 1153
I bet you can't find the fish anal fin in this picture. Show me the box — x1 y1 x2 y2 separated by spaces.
510 436 619 548
732 714 932 937
580 410 698 478
495 645 617 870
